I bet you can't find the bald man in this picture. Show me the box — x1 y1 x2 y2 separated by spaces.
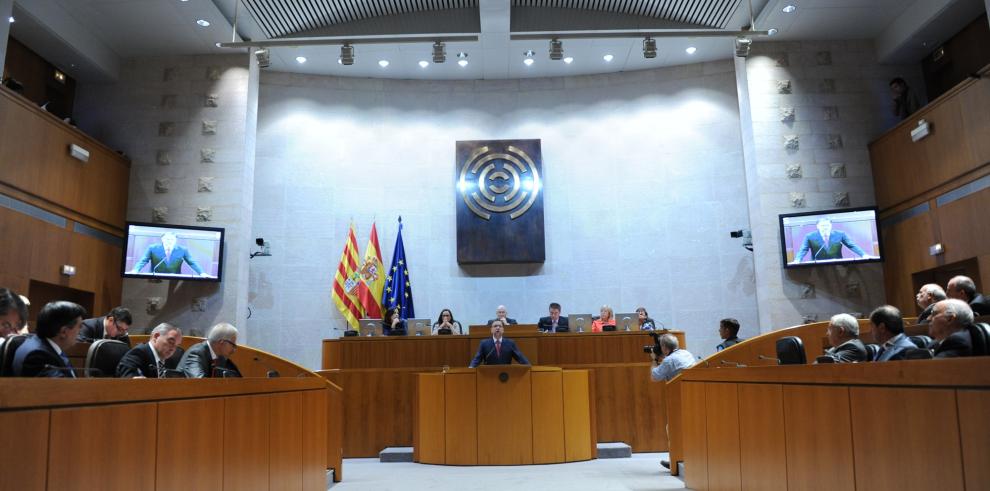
487 305 518 326
946 276 990 316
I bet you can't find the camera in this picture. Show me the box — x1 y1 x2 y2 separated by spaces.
729 230 744 238
643 331 662 356
256 237 265 246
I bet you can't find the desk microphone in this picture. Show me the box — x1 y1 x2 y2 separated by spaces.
43 364 103 378
481 345 497 365
212 366 240 378
253 356 281 378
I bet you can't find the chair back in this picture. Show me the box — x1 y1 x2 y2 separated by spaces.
908 335 933 349
1 334 30 377
903 348 934 360
864 343 880 362
776 336 806 365
85 339 131 378
968 323 990 356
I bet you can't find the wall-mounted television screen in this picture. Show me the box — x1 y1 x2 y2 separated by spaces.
122 222 224 281
779 207 882 269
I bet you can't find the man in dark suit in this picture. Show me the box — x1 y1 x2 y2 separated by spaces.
537 302 569 332
869 305 916 361
76 306 133 345
929 299 975 358
820 313 868 363
12 301 87 377
132 231 209 276
794 217 868 263
469 319 530 367
178 322 241 378
116 323 183 378
947 275 990 316
487 305 517 326
915 283 946 324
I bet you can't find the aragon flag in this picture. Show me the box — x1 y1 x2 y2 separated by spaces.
331 223 364 330
356 222 385 319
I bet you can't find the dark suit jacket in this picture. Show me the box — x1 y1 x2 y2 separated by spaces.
132 243 203 275
795 230 866 262
876 333 918 362
383 319 407 336
11 335 73 377
487 318 518 326
116 342 178 378
970 294 990 316
77 316 132 345
469 337 530 367
917 304 935 324
824 338 868 363
933 330 972 358
537 316 569 332
178 341 241 378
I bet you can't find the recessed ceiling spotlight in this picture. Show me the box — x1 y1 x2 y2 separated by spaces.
8 16 14 23
196 19 210 27
563 56 573 64
767 28 778 36
782 5 796 13
456 52 468 67
418 60 429 68
524 58 534 66
603 54 614 62
378 60 390 68
458 59 468 67
524 49 535 66
215 42 222 48
296 56 307 64
686 46 697 55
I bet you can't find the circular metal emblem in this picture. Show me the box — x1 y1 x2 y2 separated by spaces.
458 145 541 220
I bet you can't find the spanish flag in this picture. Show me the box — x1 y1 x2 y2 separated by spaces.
356 222 385 319
331 223 363 330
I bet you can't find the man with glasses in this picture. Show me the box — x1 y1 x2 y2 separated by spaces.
178 322 241 378
929 299 975 358
0 288 28 349
77 306 133 346
116 323 183 378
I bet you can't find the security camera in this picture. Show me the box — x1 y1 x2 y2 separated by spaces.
256 237 265 246
250 238 272 258
729 230 744 238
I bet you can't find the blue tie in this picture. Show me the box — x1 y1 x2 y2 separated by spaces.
59 352 76 378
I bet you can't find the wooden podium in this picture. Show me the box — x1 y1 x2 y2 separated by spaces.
414 365 596 465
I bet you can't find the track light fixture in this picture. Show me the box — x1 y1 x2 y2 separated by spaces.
549 38 563 61
642 37 657 59
254 48 270 68
340 43 355 65
735 37 752 58
432 41 446 64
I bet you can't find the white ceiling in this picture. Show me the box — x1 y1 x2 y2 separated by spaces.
5 0 987 83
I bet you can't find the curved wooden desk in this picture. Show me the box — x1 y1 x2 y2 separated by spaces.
414 366 595 465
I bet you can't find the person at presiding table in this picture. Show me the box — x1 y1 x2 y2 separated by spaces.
537 302 568 332
76 306 133 345
116 323 183 378
178 323 242 378
0 288 28 347
636 307 657 331
869 305 916 362
487 305 517 326
12 301 87 377
383 307 407 336
432 308 463 335
590 305 616 332
929 299 976 358
468 319 530 367
818 313 868 363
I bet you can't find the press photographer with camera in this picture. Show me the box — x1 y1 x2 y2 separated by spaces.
648 332 695 382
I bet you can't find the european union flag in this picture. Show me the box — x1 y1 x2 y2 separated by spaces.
382 217 415 319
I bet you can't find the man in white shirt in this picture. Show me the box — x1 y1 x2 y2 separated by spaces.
650 334 695 382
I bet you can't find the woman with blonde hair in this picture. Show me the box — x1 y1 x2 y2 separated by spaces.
591 305 616 332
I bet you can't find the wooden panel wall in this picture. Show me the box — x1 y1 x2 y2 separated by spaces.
0 410 50 491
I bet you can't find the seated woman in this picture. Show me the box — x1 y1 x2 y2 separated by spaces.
636 307 657 331
432 308 463 335
591 305 617 332
382 307 407 336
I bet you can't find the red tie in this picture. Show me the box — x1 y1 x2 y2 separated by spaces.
495 340 502 357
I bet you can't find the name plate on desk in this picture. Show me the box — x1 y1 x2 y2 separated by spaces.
455 139 545 264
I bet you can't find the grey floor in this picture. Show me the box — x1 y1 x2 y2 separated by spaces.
330 453 687 490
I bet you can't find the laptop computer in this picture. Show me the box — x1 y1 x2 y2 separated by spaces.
568 314 593 333
358 318 383 337
406 318 432 336
615 312 638 331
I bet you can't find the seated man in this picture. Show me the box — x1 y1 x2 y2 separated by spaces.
946 275 990 316
820 313 868 363
469 320 529 367
77 306 133 345
12 301 87 377
915 283 947 324
0 288 28 347
869 305 916 361
929 299 975 358
178 323 242 378
537 302 569 332
487 305 518 326
116 323 183 378
716 318 744 351
650 334 694 382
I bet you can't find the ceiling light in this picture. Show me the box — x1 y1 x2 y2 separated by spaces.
643 37 657 59
782 5 796 13
456 52 468 67
458 59 468 67
524 58 534 66
296 56 307 64
603 54 614 62
8 16 14 23
686 46 697 55
337 58 343 65
254 48 270 68
418 60 429 68
563 57 573 64
549 38 563 61
767 28 778 36
524 49 535 66
340 43 354 66
432 41 446 64
378 60 389 68
196 19 210 27
54 70 66 84
215 42 222 48
735 37 752 58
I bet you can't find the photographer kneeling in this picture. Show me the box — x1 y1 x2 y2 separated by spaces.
650 333 696 382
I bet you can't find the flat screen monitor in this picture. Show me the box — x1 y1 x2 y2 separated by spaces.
779 207 882 269
122 222 224 281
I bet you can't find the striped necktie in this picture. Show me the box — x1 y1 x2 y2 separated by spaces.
157 360 166 378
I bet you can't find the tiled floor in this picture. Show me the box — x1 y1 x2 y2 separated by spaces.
330 453 687 490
